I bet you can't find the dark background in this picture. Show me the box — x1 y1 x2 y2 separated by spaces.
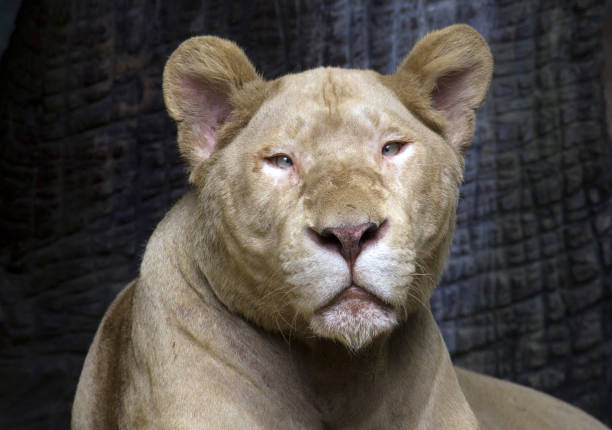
1 0 611 428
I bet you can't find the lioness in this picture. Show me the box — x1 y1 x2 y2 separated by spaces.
72 25 608 429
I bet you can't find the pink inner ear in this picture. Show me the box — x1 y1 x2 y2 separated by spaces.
201 102 231 156
431 69 472 114
184 76 233 160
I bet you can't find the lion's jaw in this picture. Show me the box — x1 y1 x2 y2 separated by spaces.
195 68 463 351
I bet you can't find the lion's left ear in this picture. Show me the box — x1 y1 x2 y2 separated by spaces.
384 24 493 150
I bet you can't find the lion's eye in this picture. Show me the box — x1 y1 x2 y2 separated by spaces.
266 154 294 169
381 142 405 157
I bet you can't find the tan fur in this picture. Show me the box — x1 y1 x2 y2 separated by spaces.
72 25 608 429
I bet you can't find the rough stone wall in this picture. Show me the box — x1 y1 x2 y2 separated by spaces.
430 0 612 420
0 1 610 428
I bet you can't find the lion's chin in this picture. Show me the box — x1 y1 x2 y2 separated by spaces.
309 286 398 351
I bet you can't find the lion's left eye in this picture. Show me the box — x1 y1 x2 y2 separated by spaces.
266 154 294 169
381 142 405 157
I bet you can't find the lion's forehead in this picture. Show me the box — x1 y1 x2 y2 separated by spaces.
247 68 423 150
277 67 385 102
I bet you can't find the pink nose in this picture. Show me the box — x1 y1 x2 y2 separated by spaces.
311 222 382 266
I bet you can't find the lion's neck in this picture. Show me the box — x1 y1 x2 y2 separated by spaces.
292 310 478 429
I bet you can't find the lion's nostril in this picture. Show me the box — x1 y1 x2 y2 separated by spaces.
310 221 385 266
359 223 379 248
319 228 343 252
306 227 343 254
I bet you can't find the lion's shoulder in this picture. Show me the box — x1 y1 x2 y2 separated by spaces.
72 280 137 428
455 367 608 430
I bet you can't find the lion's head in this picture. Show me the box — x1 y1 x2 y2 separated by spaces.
162 25 492 351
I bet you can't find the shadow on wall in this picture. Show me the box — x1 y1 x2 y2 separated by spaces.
0 0 21 59
605 2 612 139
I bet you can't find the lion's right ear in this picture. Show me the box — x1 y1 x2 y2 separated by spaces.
163 36 260 169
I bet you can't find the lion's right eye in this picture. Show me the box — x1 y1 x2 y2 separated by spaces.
381 141 406 157
266 154 294 169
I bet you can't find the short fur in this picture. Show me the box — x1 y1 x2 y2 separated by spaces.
73 25 609 429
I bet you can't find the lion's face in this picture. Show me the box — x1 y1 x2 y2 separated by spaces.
205 69 462 349
163 26 492 350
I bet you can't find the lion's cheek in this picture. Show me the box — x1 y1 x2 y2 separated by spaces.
394 160 459 252
414 176 459 253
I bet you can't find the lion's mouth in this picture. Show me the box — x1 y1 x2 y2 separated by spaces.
317 285 393 315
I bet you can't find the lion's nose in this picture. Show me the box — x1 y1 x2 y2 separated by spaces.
310 222 384 267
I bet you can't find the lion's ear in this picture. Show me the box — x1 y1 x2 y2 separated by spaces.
163 36 260 169
386 24 493 150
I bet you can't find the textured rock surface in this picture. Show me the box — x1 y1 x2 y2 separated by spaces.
0 1 610 428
